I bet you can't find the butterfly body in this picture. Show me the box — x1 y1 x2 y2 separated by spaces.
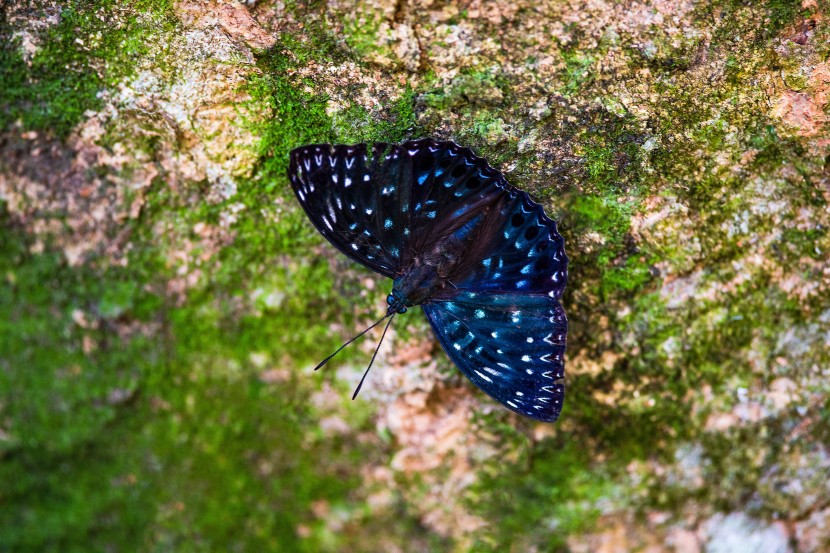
289 139 569 422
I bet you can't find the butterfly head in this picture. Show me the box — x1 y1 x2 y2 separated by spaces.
386 293 408 314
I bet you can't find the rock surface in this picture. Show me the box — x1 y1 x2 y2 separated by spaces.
1 0 829 551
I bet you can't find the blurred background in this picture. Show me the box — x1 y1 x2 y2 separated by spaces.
1 1 829 551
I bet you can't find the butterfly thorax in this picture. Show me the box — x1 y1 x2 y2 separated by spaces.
389 211 494 311
390 259 442 308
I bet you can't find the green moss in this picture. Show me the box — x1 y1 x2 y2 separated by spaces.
339 6 387 60
559 110 655 298
246 44 335 187
560 50 596 95
714 0 811 40
0 0 178 137
567 195 631 241
422 71 507 110
0 183 416 552
0 206 160 550
0 20 423 542
331 87 417 145
600 257 653 294
470 438 620 550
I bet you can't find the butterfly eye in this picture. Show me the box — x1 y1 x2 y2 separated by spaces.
397 306 408 314
387 294 395 305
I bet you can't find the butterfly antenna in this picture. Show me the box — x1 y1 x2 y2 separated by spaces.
314 313 391 371
352 314 395 400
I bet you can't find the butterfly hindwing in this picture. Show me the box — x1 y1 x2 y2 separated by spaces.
289 143 413 277
422 291 567 422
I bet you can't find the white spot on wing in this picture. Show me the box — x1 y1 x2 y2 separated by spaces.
474 370 493 383
482 366 500 377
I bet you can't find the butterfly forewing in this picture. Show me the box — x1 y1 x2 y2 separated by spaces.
289 144 410 277
423 291 567 422
404 140 505 250
456 194 568 297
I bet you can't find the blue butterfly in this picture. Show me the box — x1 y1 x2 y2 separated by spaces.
288 139 568 422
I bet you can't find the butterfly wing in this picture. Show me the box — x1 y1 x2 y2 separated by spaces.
400 140 569 420
394 139 568 298
422 291 567 422
454 191 568 297
288 143 414 277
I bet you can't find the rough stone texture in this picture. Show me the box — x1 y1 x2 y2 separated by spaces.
2 0 830 551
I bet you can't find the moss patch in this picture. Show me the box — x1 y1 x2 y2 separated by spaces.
0 0 178 137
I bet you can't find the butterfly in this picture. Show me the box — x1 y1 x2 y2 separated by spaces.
288 139 568 422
